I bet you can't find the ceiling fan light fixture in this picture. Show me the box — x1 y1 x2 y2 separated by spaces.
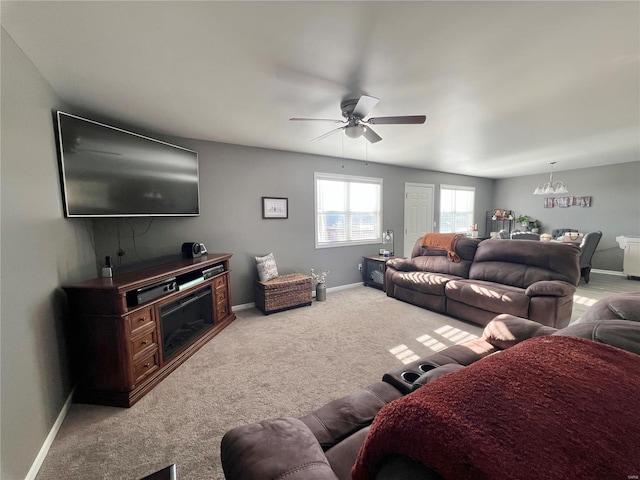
345 124 365 139
291 95 426 144
533 161 569 195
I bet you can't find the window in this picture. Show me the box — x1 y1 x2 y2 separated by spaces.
439 185 475 233
315 172 382 248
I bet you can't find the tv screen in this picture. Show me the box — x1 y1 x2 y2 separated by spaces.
55 111 200 217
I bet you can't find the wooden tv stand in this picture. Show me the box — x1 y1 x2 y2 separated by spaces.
63 254 236 407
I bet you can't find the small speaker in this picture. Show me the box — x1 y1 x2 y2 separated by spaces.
182 242 207 258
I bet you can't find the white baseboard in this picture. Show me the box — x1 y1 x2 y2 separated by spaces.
314 282 363 296
26 388 75 480
325 282 363 293
232 301 256 311
591 269 625 277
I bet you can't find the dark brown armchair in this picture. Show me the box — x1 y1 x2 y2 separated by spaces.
579 231 602 283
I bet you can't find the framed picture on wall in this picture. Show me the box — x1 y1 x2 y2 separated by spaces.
262 197 288 219
577 196 592 207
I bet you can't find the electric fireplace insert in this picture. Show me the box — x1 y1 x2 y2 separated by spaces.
159 286 213 361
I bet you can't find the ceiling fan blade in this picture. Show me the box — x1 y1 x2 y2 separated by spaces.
290 117 345 123
352 95 379 119
311 126 346 142
362 126 382 143
367 115 426 125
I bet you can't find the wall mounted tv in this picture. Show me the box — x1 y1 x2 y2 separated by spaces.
55 111 200 217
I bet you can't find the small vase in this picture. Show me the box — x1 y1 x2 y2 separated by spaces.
315 282 326 302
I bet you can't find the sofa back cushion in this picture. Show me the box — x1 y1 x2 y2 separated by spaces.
410 236 480 277
469 238 580 288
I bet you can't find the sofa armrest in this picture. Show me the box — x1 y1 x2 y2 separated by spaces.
525 280 576 297
221 417 339 480
482 314 557 350
299 382 403 450
386 258 416 271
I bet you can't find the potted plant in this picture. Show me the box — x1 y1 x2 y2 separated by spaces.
516 215 530 227
311 269 329 302
531 219 541 233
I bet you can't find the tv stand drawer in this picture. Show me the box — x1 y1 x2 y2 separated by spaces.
133 350 160 385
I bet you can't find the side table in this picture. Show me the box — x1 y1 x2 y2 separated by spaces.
362 255 401 292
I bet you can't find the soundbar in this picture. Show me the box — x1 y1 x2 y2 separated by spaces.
127 277 177 306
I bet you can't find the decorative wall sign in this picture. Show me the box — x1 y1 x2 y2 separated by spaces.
262 197 288 219
544 196 591 208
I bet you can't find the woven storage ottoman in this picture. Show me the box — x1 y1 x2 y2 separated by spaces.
255 273 312 315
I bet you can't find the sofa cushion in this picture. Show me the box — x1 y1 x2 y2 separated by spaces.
406 236 479 278
411 236 480 261
575 291 640 324
325 427 371 480
391 271 459 296
446 279 530 317
469 238 580 287
412 256 475 277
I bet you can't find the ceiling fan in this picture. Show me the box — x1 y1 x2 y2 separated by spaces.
290 95 426 143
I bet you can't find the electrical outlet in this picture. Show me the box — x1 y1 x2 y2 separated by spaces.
358 263 362 271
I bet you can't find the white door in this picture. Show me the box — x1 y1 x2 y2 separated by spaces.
404 183 435 256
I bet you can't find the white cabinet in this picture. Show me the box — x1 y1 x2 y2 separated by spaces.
616 235 640 278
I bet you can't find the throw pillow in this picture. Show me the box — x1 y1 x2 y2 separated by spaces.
255 253 278 282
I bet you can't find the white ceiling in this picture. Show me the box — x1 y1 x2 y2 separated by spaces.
2 1 639 178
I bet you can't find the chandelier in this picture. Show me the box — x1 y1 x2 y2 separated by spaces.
533 162 568 195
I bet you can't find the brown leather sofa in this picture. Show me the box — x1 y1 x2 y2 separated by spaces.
385 236 581 328
220 292 640 480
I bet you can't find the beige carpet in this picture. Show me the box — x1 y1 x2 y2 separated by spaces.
35 286 485 480
36 273 640 480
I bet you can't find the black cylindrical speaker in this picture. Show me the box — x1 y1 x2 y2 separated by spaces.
182 242 203 258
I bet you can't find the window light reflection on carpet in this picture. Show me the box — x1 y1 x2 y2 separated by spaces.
388 344 420 364
390 326 481 363
573 294 598 307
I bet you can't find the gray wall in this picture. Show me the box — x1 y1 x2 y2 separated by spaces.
493 162 640 271
1 30 97 479
91 140 495 305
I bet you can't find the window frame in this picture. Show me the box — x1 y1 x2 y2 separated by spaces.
314 172 383 249
439 184 475 234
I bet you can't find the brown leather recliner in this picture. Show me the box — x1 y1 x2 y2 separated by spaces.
386 237 581 328
220 292 640 480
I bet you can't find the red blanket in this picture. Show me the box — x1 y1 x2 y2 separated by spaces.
352 336 640 480
421 233 461 262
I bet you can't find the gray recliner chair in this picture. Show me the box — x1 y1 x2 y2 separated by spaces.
579 230 602 283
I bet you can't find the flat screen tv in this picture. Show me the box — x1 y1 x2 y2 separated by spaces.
55 111 200 217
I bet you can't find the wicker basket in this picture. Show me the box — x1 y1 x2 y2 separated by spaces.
255 273 312 315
